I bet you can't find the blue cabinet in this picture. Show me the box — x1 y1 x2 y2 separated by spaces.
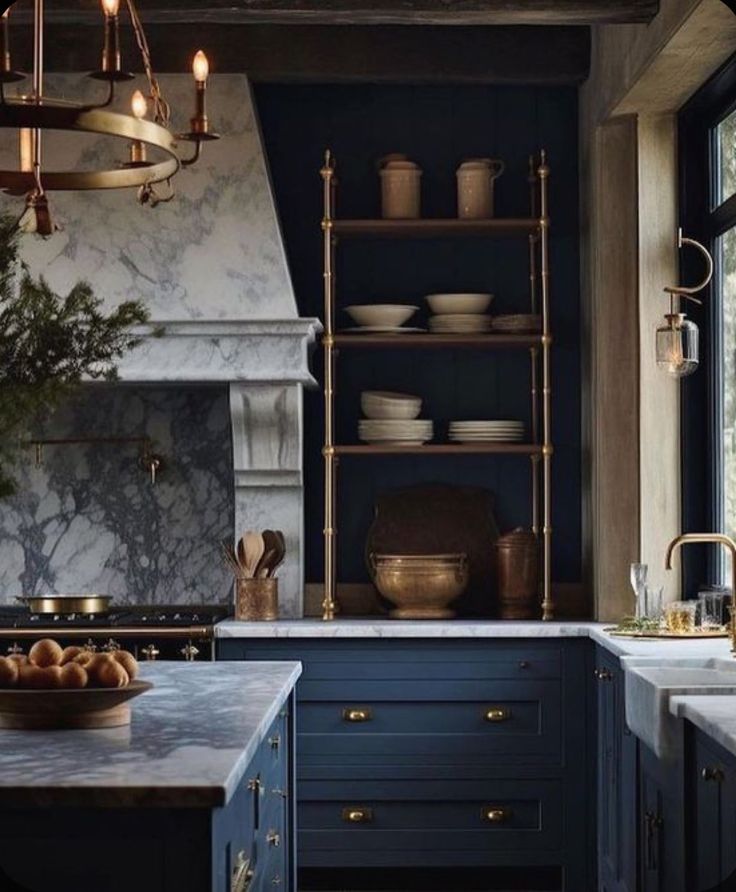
594 648 637 892
0 701 294 892
218 638 593 889
687 726 736 891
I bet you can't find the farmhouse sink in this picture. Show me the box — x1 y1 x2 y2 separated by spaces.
623 658 736 759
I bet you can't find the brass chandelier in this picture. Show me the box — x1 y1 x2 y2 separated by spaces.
0 0 219 235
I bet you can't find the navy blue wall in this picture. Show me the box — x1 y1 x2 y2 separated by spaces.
254 84 581 589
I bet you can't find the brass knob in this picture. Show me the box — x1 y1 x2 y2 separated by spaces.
485 707 511 723
266 830 281 847
341 807 374 824
231 851 253 892
180 642 200 662
141 644 160 661
702 766 725 783
247 777 261 793
343 707 372 723
483 806 510 824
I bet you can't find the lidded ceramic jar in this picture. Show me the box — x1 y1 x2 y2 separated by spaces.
456 158 505 219
495 527 539 620
379 154 422 220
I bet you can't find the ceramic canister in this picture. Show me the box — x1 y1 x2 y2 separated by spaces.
379 155 422 219
456 158 505 219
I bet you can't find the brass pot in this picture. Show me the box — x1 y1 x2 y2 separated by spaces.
370 554 469 620
15 594 112 615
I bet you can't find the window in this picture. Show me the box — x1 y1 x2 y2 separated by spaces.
680 55 736 591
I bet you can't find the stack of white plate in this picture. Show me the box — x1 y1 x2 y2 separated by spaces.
425 293 494 334
429 314 493 334
449 420 525 443
493 314 542 333
359 419 434 445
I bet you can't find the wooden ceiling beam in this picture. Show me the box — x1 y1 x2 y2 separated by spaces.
8 0 659 26
8 25 591 84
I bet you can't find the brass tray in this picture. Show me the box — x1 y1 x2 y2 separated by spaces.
604 626 729 640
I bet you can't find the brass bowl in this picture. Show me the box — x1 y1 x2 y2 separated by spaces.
370 553 469 620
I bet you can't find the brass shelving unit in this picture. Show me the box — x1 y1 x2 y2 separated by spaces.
320 150 553 621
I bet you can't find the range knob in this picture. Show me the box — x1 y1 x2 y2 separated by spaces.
102 638 121 653
7 643 24 655
141 644 160 661
84 639 98 653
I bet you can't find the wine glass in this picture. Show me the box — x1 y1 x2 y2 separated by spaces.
630 563 648 619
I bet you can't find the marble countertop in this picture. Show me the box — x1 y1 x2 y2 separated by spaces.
215 618 736 662
670 694 736 757
0 661 301 809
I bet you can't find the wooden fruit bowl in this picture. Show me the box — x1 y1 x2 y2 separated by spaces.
0 680 153 730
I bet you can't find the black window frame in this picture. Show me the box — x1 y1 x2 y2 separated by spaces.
679 52 736 594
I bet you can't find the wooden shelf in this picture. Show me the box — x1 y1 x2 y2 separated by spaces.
334 444 542 456
331 218 540 239
331 332 543 349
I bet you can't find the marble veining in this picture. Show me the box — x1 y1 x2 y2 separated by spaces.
0 75 298 323
0 387 233 604
0 661 301 807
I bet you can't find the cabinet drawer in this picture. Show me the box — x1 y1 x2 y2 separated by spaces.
220 641 561 682
298 778 562 855
299 683 560 760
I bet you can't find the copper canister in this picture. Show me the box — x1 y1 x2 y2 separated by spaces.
235 578 278 621
496 528 539 620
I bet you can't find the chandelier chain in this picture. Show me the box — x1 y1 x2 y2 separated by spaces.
125 0 170 127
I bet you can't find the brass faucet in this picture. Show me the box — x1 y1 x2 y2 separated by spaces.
665 533 736 651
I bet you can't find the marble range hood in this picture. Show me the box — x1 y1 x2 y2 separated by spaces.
0 74 321 617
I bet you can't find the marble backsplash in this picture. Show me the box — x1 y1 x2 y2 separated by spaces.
0 387 234 605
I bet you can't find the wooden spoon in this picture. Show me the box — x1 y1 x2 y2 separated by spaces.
259 530 281 577
243 531 265 579
269 530 286 577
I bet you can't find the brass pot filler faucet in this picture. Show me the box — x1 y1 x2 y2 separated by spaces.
665 533 736 651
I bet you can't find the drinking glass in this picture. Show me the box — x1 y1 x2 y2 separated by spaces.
644 585 664 624
698 585 729 629
630 563 649 619
664 601 698 634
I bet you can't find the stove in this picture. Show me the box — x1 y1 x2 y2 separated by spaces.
0 605 231 661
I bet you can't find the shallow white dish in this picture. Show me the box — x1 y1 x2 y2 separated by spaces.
345 305 419 328
425 293 493 315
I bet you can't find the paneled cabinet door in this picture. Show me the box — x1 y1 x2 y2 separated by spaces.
692 734 724 891
639 743 685 892
595 651 637 892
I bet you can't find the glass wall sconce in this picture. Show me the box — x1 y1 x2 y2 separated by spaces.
656 229 714 378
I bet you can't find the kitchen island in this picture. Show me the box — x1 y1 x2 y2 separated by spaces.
0 661 301 892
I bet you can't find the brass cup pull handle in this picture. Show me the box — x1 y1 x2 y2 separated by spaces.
483 806 511 824
342 806 374 824
231 852 254 892
702 766 725 783
485 707 511 723
343 707 372 723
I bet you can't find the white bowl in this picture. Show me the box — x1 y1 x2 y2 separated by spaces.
345 305 419 328
361 391 422 420
425 293 493 315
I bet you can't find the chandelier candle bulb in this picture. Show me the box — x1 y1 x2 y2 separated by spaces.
190 50 210 135
100 0 122 76
128 90 147 164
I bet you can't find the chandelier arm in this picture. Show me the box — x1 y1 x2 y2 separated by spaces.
180 140 202 168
